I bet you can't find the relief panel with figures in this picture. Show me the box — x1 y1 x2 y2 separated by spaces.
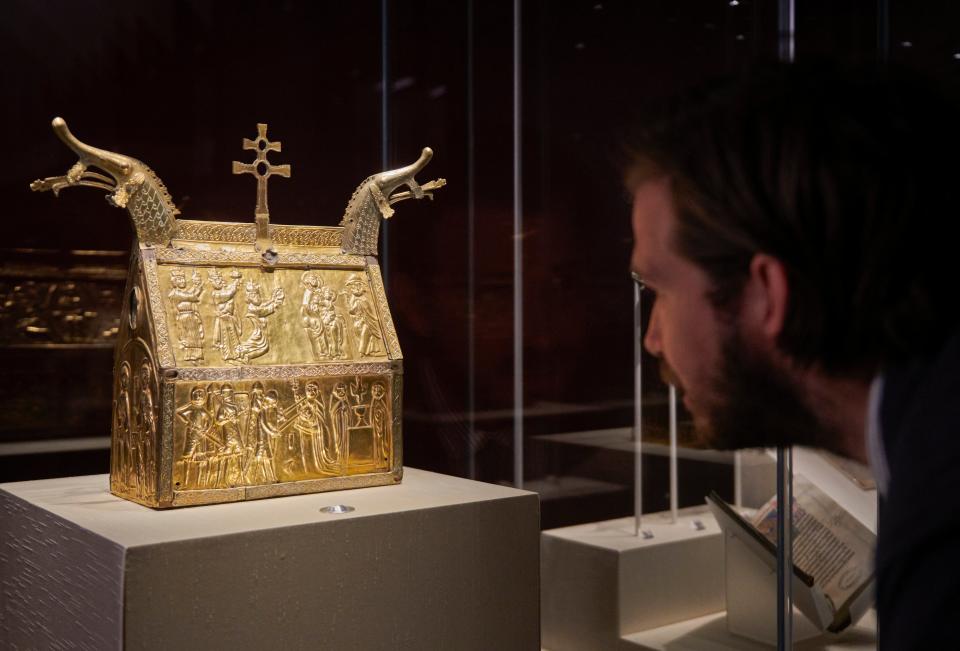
156 265 390 367
172 374 392 491
111 263 161 503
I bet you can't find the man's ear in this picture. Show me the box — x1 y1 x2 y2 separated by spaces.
740 253 789 345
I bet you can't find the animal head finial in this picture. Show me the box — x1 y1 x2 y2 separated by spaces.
30 117 179 246
339 147 446 256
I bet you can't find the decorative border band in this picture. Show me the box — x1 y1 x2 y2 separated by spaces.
175 220 343 248
173 362 396 381
154 248 364 268
141 249 175 368
367 262 402 360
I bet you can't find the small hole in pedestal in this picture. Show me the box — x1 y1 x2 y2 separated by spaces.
320 505 355 514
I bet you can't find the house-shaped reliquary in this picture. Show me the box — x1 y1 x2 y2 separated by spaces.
31 119 444 507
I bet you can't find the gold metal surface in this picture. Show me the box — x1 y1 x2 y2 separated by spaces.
30 118 444 507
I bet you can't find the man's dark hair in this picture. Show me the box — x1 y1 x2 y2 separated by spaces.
627 62 960 377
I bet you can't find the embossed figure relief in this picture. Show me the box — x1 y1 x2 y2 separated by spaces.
112 338 159 502
318 287 347 359
209 268 244 364
330 382 352 472
134 361 158 496
249 388 282 483
159 266 389 366
300 271 327 360
173 375 392 491
370 381 390 466
168 268 204 362
215 384 247 485
112 362 133 489
343 273 383 357
300 271 348 361
284 380 331 478
177 386 216 488
237 277 284 362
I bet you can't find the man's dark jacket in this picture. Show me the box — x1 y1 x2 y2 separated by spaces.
876 332 960 648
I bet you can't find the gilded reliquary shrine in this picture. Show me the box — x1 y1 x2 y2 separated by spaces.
30 118 445 507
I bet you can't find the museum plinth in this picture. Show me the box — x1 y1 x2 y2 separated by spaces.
0 468 539 650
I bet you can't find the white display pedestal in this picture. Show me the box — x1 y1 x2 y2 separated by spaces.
0 468 539 650
623 610 877 650
541 507 725 651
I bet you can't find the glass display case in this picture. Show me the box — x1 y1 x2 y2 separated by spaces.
6 0 959 647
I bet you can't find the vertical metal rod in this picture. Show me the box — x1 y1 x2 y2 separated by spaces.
877 0 890 64
776 447 794 650
778 0 795 64
734 451 743 508
669 384 678 523
380 0 390 284
777 1 795 648
466 0 477 480
633 282 643 535
512 0 524 489
871 12 888 646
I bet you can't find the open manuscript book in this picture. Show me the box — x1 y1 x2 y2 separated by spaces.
707 475 875 633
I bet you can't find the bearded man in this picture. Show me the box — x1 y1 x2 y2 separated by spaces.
627 62 960 648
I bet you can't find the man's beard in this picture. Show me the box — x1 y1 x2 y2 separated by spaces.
691 329 842 453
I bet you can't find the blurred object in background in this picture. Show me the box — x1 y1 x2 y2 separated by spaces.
0 248 126 480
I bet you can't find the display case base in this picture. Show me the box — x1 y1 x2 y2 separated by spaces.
541 507 724 651
621 610 877 650
0 468 539 650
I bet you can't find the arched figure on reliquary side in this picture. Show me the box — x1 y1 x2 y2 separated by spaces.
113 362 133 491
134 361 158 497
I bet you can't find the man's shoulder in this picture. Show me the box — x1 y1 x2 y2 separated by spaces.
875 332 960 647
878 330 960 561
881 331 960 464
877 328 960 565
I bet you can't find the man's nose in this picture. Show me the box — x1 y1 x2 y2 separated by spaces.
643 302 663 358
